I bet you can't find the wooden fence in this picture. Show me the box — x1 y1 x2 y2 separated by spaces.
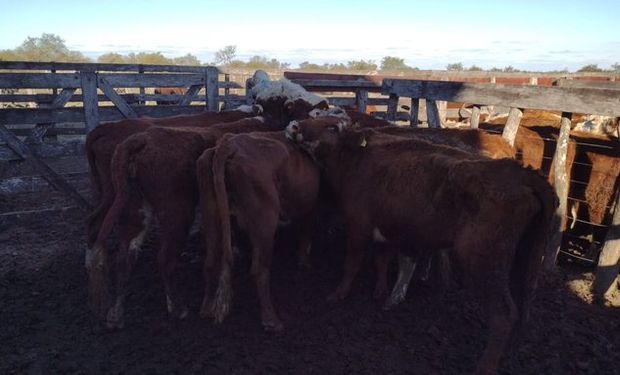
1 64 619 284
0 61 242 211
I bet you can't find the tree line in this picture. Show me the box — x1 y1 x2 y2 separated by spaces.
1 34 618 74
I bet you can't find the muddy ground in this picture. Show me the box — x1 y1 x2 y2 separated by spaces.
1 188 619 374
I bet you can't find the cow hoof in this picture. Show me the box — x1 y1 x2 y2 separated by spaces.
263 320 284 333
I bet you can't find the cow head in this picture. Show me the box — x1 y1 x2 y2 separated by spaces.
286 116 352 150
250 78 329 128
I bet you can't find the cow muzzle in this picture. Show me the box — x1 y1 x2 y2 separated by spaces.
285 120 303 143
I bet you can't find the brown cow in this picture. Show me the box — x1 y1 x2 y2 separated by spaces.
85 106 262 249
88 117 278 329
198 131 321 331
286 121 557 375
153 87 185 105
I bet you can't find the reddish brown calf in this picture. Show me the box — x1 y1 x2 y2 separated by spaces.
287 122 556 375
198 132 320 331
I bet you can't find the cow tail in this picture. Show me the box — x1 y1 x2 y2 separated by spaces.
511 171 558 327
210 140 235 323
86 134 146 317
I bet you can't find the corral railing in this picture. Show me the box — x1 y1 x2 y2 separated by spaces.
0 61 243 211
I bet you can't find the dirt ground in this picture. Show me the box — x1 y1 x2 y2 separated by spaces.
1 190 620 375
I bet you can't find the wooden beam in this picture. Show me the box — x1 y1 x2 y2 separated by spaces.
592 186 620 302
544 112 572 270
289 79 382 92
97 76 138 119
80 71 99 133
24 88 77 144
382 79 620 117
426 99 441 128
100 73 205 88
470 105 481 129
387 94 398 121
501 107 523 147
206 67 219 111
0 105 205 126
0 73 81 89
554 79 620 90
0 60 220 74
410 98 420 127
178 84 203 106
355 90 368 113
0 124 92 210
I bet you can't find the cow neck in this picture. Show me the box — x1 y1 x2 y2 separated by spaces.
316 142 363 197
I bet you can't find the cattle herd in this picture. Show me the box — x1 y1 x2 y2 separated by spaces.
84 71 562 374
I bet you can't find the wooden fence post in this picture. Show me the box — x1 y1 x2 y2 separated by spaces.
387 93 398 121
426 99 441 128
592 186 620 302
470 105 481 129
80 70 99 133
544 112 572 270
138 65 145 105
206 67 219 111
355 89 368 113
501 107 523 147
410 98 420 127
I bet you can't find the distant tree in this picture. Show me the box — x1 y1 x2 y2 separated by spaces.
124 52 172 65
172 53 201 66
489 67 502 72
577 64 604 72
380 56 409 71
347 59 377 71
446 62 464 71
97 52 126 64
467 65 483 71
503 65 520 72
298 61 326 71
214 45 237 66
612 63 620 73
8 33 91 62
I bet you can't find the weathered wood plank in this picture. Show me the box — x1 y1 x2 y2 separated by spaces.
0 139 85 161
470 105 480 129
178 85 203 106
501 107 523 147
99 73 205 88
206 67 219 111
0 73 81 88
0 124 92 210
382 79 620 117
410 98 420 127
426 99 441 128
544 112 572 270
97 76 138 119
0 60 220 74
0 105 206 125
592 186 620 302
554 79 620 90
355 90 368 113
289 79 382 92
10 127 85 137
80 71 99 133
387 94 399 121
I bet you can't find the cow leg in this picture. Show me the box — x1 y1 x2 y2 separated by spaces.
328 229 368 301
247 208 282 332
383 253 417 310
373 246 396 299
106 200 152 330
157 203 195 320
456 233 517 375
295 213 316 269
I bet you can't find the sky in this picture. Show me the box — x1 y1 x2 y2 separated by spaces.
0 0 618 71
